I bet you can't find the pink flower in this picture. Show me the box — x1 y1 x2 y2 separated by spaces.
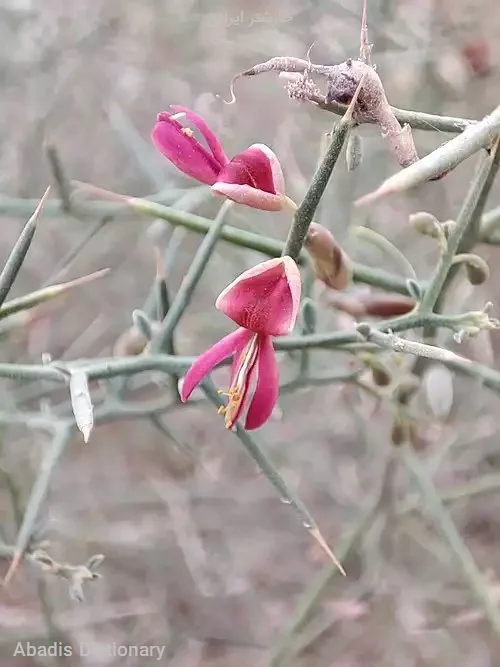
180 256 301 430
152 105 286 211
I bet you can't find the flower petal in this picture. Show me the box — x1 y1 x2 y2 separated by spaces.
211 182 286 211
216 256 302 336
216 144 284 195
170 105 229 169
250 143 285 195
245 335 279 430
180 328 249 401
152 113 221 185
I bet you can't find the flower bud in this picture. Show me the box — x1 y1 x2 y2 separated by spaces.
358 352 392 386
304 223 352 291
464 255 490 285
409 211 440 237
346 131 364 171
371 360 392 387
112 326 149 357
358 293 416 318
441 220 457 237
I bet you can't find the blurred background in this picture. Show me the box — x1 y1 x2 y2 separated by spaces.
1 0 500 664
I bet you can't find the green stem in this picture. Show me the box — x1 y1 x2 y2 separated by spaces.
3 426 73 585
0 188 50 308
402 446 500 636
315 95 474 134
419 139 500 315
352 225 417 280
150 200 233 354
201 378 344 573
282 119 352 261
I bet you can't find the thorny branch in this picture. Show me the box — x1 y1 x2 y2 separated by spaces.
2 2 500 647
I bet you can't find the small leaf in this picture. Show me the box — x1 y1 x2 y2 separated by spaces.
405 278 423 301
69 371 94 443
132 309 155 340
423 364 454 421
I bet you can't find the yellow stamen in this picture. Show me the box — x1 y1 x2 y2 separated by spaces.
217 335 260 429
181 127 194 137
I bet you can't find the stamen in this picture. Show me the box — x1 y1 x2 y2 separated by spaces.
222 334 260 429
181 127 194 137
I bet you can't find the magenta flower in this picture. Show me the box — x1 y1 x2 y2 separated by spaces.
152 105 287 211
180 256 301 430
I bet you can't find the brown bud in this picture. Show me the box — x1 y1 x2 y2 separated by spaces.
358 294 416 318
464 255 490 285
112 326 148 357
371 362 392 387
304 222 352 291
323 292 367 318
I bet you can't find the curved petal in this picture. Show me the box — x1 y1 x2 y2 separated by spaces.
180 328 249 401
249 143 285 195
216 145 282 194
170 105 229 169
211 182 286 211
152 114 221 185
245 335 279 430
216 257 302 336
282 255 302 331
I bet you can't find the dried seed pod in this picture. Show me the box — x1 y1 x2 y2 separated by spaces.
346 131 364 171
409 211 440 237
304 222 352 290
226 54 420 170
326 59 419 168
358 293 416 318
